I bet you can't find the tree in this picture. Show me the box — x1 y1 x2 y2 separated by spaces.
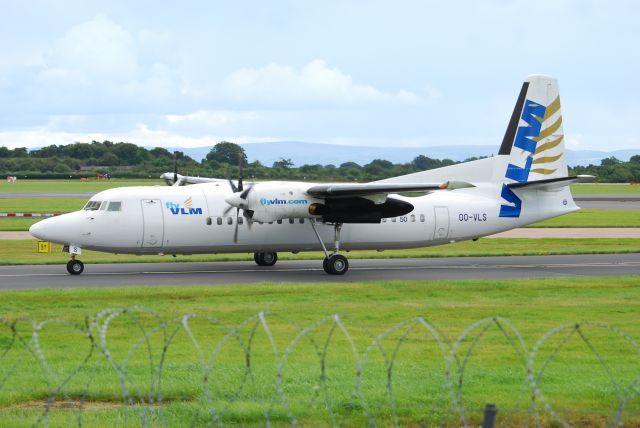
206 141 247 165
149 147 173 159
272 158 294 169
412 155 440 171
11 147 28 158
601 156 621 166
112 142 142 165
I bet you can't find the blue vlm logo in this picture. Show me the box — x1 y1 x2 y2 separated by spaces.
165 196 203 215
499 99 547 218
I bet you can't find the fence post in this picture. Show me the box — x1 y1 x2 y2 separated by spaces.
482 403 497 428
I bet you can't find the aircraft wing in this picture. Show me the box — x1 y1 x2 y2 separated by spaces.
160 172 229 185
306 181 475 198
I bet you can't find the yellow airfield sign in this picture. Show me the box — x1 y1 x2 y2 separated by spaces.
37 241 51 253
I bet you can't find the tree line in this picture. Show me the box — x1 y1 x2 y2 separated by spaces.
0 141 638 182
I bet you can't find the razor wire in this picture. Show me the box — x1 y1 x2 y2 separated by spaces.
0 310 638 427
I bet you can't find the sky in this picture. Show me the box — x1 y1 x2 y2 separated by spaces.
0 0 638 152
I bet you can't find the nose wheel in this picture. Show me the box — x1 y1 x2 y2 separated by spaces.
66 259 84 275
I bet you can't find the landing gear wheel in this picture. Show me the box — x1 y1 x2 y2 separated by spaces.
323 254 349 275
66 259 84 275
254 252 278 266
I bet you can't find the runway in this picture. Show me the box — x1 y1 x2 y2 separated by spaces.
1 253 638 290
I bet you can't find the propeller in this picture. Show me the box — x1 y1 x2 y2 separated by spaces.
165 151 183 186
223 157 255 242
173 151 178 184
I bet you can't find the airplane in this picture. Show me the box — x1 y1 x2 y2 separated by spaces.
29 75 591 275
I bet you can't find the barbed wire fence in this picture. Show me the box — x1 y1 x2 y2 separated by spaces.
0 308 639 427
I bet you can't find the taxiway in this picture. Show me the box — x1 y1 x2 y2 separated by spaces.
0 253 638 290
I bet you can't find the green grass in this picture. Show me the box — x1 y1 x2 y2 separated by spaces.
0 198 85 213
1 181 639 194
530 209 640 227
2 238 640 266
0 179 161 193
570 183 640 194
0 218 38 231
0 277 638 426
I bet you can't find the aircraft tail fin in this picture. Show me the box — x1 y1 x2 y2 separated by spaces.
498 74 568 182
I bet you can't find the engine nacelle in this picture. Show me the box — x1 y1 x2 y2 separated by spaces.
245 182 323 223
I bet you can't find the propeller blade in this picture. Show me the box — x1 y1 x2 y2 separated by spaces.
243 210 253 230
222 204 235 216
226 165 238 193
173 152 178 184
233 208 240 243
238 158 244 193
240 183 253 200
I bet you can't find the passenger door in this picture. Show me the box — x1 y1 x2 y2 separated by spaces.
141 199 164 247
434 206 450 240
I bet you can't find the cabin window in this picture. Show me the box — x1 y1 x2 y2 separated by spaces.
381 218 387 223
299 218 304 224
83 201 102 211
289 218 295 224
410 214 415 222
227 217 233 225
216 217 222 225
420 214 425 222
107 202 122 212
277 219 282 224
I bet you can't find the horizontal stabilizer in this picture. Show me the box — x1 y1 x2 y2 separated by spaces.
507 175 594 191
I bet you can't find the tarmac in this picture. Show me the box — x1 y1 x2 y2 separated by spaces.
0 253 638 290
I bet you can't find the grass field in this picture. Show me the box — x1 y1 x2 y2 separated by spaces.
0 198 85 213
1 180 639 194
570 183 640 194
2 238 640 266
529 209 640 227
0 218 38 231
0 179 161 193
0 277 638 426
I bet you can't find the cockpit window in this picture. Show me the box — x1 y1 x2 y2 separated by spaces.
107 202 122 212
99 201 108 210
83 201 102 211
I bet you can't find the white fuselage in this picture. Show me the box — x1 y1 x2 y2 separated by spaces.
29 181 578 255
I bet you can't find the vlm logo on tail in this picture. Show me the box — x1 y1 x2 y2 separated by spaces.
499 91 564 218
165 196 203 215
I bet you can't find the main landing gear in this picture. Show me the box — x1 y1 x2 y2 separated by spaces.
254 251 278 266
310 220 349 275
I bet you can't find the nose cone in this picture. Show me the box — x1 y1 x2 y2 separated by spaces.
29 213 81 244
225 193 244 208
29 219 50 240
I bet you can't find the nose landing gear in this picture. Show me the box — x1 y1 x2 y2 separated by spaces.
64 245 84 275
